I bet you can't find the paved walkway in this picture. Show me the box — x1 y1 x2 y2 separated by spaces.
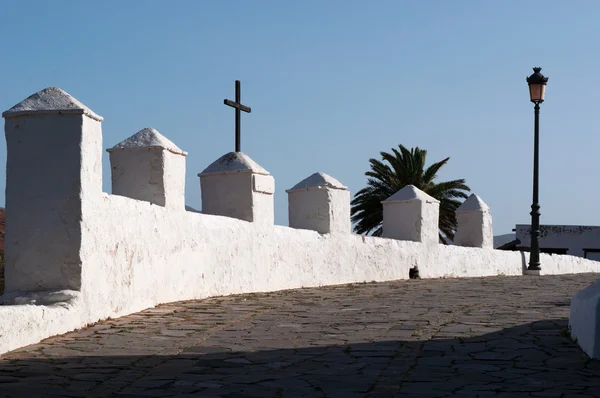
1 274 600 397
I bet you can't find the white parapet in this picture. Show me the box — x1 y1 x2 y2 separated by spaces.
382 185 440 244
5 86 600 358
107 127 187 210
570 280 600 359
286 172 350 234
198 152 274 224
1 87 103 293
454 194 493 249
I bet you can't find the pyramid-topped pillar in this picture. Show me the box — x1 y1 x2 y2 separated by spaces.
2 87 103 293
107 128 187 210
454 194 493 248
286 172 350 234
198 152 274 224
381 185 440 244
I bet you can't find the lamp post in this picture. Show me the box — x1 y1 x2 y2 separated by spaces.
526 67 548 273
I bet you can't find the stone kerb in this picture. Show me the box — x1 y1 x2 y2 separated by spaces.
286 172 350 234
107 128 187 210
198 152 274 224
2 87 103 294
381 185 439 244
453 194 493 249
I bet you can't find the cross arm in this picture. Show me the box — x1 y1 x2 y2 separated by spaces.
224 99 251 113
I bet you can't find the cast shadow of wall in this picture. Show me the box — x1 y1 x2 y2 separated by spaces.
1 319 599 397
520 251 527 273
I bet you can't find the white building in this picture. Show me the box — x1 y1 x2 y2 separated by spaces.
514 224 600 260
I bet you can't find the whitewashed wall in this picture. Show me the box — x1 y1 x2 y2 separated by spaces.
2 87 600 356
3 195 600 355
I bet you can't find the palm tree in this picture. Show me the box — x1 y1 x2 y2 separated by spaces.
351 145 470 243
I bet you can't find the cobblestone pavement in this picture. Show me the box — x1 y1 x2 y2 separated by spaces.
1 274 600 397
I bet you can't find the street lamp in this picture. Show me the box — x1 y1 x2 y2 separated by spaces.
526 67 548 273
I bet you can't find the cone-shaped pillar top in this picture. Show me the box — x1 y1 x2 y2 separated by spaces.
199 152 270 176
2 86 103 121
286 172 347 193
457 193 490 212
382 185 439 204
107 127 187 156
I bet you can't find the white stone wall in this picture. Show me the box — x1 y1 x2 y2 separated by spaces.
110 149 168 205
288 189 351 234
3 87 600 356
454 194 493 249
200 173 254 220
287 173 350 235
570 280 600 359
4 113 103 292
199 152 274 224
4 195 600 355
162 152 186 210
454 212 492 247
251 174 275 225
108 128 187 210
383 201 418 240
382 186 440 244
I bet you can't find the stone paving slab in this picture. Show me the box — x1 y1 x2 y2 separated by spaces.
1 274 600 397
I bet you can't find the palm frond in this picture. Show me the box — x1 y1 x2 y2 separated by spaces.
351 144 471 238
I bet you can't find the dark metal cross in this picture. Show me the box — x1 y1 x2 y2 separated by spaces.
224 80 251 152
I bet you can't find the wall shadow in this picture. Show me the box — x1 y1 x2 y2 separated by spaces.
520 251 527 274
0 320 599 397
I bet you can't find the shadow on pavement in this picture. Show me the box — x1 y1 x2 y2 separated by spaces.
1 319 599 397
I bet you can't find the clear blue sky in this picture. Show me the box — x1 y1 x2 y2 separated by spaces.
1 1 599 235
